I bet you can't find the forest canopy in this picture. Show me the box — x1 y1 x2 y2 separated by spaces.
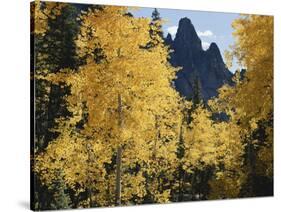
31 1 273 210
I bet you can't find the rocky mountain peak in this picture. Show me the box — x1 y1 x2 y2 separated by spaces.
165 33 173 47
165 18 233 100
207 42 220 54
174 17 202 54
206 42 224 62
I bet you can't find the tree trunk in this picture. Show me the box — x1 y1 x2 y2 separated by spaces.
115 146 122 206
86 142 93 207
247 138 256 196
115 94 123 206
153 115 160 160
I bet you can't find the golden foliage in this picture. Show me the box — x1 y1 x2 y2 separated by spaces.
33 7 273 207
35 5 182 205
32 0 65 35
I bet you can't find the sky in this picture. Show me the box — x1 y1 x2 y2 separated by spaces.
130 7 240 73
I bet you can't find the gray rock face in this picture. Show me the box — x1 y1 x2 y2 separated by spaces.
166 17 233 100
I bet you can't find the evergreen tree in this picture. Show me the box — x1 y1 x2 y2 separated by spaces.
34 3 81 150
191 75 202 106
50 170 72 210
146 8 164 48
32 2 83 210
172 76 203 201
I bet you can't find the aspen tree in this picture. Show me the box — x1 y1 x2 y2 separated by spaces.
36 5 182 206
211 15 273 195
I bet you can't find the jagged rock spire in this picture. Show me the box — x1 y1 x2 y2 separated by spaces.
165 18 233 100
